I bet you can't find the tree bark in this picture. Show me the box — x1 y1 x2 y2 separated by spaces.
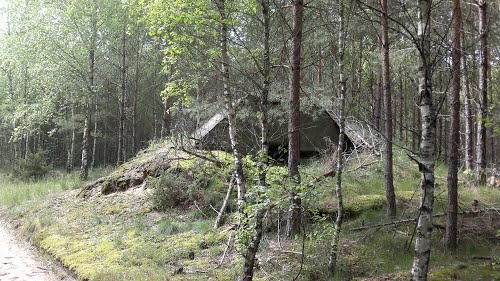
241 208 265 281
476 0 488 185
80 46 95 180
66 98 76 172
132 30 140 155
241 2 271 279
216 0 246 210
258 0 271 187
329 1 345 274
446 0 462 252
286 0 304 238
118 26 127 165
91 102 98 168
160 101 168 139
487 52 494 165
380 0 396 217
461 28 473 171
411 0 436 280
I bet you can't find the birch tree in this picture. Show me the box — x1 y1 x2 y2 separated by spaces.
476 0 489 185
328 0 346 274
410 0 436 279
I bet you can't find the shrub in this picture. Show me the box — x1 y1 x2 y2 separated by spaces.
149 172 191 211
13 151 52 181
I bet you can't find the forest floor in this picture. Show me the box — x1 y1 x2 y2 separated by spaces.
0 144 498 280
0 214 72 281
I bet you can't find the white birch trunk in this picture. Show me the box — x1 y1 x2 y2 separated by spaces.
411 0 436 280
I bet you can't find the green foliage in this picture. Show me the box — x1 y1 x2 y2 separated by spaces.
13 151 52 181
149 172 191 210
155 218 182 235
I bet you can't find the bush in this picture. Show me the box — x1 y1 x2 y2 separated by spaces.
13 151 52 181
149 172 191 211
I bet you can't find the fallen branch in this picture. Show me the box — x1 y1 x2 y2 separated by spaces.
472 256 493 261
216 232 233 268
214 175 235 229
180 147 224 166
351 208 500 232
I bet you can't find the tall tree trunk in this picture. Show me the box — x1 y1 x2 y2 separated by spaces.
80 106 91 180
286 0 304 238
258 0 271 187
399 68 404 142
216 0 246 210
241 208 265 281
461 29 473 171
404 73 408 146
66 97 76 172
118 26 127 165
446 0 462 251
80 46 95 180
411 0 436 280
241 2 271 279
375 71 382 130
487 54 494 165
160 102 168 139
381 0 396 217
91 102 98 168
132 31 140 155
329 0 345 273
476 0 488 185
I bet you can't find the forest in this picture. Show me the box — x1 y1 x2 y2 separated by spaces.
0 0 499 280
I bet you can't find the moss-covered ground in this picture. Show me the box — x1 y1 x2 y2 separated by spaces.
0 144 498 280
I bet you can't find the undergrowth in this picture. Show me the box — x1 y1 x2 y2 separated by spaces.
0 145 498 280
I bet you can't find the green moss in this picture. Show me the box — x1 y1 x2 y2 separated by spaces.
314 194 386 217
431 264 500 281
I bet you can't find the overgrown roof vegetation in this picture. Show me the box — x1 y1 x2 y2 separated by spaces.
0 141 498 280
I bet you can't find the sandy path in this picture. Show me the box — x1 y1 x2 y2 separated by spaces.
0 217 59 281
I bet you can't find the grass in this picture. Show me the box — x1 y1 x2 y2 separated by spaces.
0 146 498 281
0 168 111 208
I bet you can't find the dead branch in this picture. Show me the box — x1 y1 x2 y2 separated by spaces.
216 232 233 268
351 208 500 232
180 147 224 166
214 175 235 229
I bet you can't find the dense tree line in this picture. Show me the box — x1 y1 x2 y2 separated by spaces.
0 0 499 279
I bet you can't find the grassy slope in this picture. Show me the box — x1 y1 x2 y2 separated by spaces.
0 146 498 281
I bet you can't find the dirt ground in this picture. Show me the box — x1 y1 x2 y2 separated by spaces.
0 216 68 281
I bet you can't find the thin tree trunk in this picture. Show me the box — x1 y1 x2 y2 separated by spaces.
487 52 494 165
80 104 91 180
91 102 97 168
241 208 265 281
381 0 396 217
118 26 127 165
216 0 246 210
258 0 271 187
286 0 304 238
132 30 140 155
461 28 473 171
476 0 488 185
80 46 95 180
446 0 462 251
66 97 76 172
411 0 436 280
375 71 382 131
241 2 271 279
161 102 168 139
329 0 345 274
214 176 234 229
399 67 404 142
